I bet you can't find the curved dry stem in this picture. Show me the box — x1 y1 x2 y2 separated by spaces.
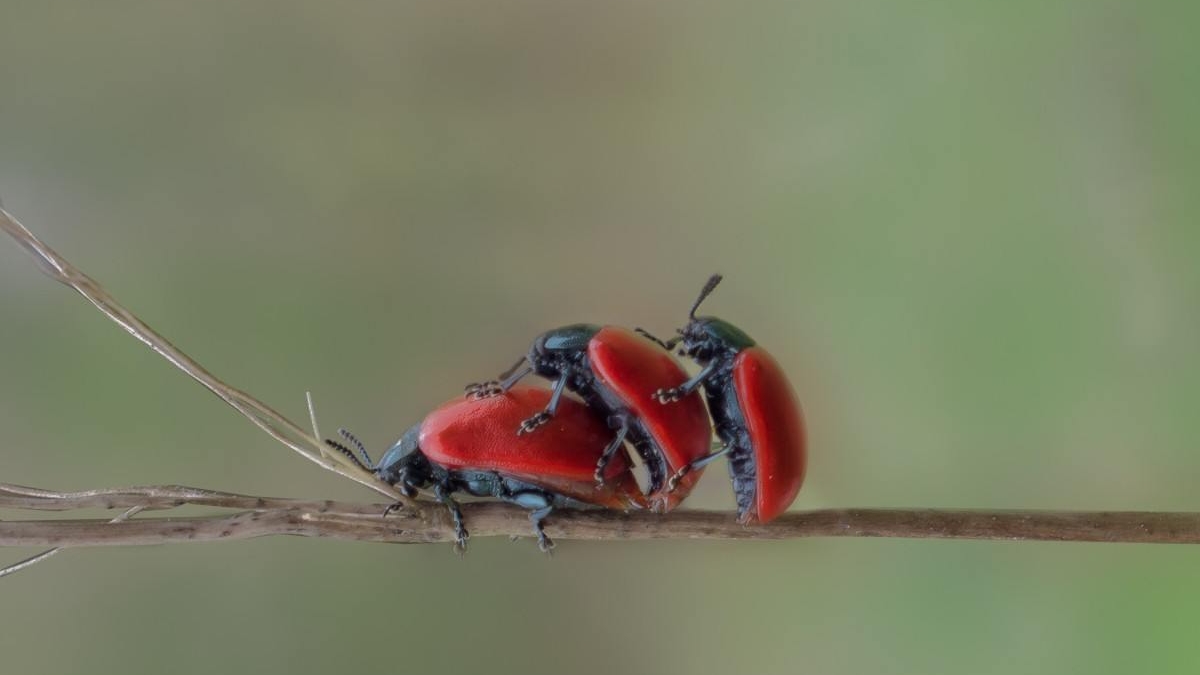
0 206 409 506
5 500 1200 548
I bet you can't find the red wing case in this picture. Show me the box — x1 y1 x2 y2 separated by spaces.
733 347 807 523
419 386 644 509
588 326 713 508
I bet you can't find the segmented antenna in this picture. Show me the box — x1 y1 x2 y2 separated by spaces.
689 274 723 319
324 439 370 471
337 428 373 468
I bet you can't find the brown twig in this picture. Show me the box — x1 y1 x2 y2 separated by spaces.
0 482 324 512
3 484 1200 547
0 505 144 578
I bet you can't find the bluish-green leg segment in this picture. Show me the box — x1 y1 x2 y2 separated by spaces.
667 441 733 492
517 367 572 435
465 357 532 399
505 490 556 553
433 483 469 550
594 415 630 485
652 361 716 404
528 505 555 553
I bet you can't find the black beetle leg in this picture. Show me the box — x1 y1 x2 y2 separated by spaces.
652 361 716 404
667 442 733 492
529 505 555 554
433 483 469 551
594 416 630 486
464 381 502 399
517 368 570 435
501 489 556 553
466 357 532 399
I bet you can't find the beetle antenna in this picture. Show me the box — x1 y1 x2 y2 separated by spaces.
337 428 374 468
325 438 372 472
689 274 723 319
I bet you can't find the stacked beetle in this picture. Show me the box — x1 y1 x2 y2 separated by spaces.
327 386 645 551
330 275 806 551
640 275 807 524
464 323 714 512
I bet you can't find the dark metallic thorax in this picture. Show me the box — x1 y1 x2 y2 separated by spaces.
529 323 601 380
534 323 602 354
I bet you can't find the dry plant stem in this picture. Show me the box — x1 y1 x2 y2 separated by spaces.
5 502 1200 547
0 505 143 579
0 206 409 506
0 483 324 512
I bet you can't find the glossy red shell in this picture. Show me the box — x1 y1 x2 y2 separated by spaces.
587 326 713 509
733 346 807 523
419 385 645 510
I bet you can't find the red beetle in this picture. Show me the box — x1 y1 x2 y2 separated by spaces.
327 386 646 551
466 324 713 511
641 275 807 523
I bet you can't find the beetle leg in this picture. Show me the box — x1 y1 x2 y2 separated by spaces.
593 415 631 486
501 490 557 553
516 367 570 435
464 381 502 399
501 365 534 388
465 357 531 399
634 327 681 351
528 505 556 554
667 441 733 492
652 361 716 404
433 483 469 552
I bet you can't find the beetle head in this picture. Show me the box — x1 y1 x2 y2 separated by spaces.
374 425 432 496
672 274 755 362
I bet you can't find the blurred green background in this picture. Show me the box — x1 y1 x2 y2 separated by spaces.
3 1 1200 673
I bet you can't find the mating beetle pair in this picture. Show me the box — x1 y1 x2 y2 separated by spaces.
331 275 806 551
466 275 807 525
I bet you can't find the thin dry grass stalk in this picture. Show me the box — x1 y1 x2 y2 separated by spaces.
0 205 403 503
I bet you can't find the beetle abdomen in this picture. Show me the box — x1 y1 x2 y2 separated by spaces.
733 347 807 523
